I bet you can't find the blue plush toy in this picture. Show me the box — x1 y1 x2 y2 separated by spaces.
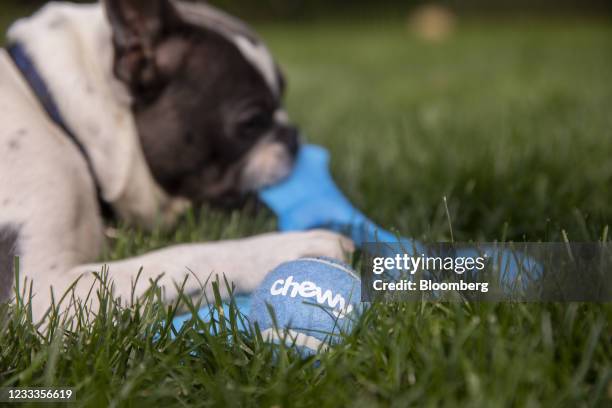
171 258 361 356
249 257 361 356
172 144 541 331
260 145 425 252
171 294 252 333
260 144 541 280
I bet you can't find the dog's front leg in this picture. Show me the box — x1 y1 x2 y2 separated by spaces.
49 230 353 320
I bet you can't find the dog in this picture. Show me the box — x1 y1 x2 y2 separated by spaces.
0 0 353 323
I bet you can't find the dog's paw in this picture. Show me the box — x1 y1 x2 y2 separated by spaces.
281 230 355 263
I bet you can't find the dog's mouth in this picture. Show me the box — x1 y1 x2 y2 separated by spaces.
239 140 296 192
237 124 301 192
194 140 297 209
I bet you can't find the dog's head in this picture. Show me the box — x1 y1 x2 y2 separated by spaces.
103 0 299 207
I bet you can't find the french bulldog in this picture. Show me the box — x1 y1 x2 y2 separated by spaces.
0 0 353 322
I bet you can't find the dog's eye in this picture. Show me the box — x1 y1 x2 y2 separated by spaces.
239 112 271 138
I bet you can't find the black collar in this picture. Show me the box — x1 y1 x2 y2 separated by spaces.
8 43 114 219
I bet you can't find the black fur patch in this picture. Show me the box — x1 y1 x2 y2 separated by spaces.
0 225 19 303
104 0 296 207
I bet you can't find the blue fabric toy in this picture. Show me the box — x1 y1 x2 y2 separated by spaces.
249 257 361 356
260 145 425 252
173 144 541 331
171 294 253 333
260 144 540 280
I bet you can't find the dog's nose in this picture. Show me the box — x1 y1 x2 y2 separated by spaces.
278 125 300 158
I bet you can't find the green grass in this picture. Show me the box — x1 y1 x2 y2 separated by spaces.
2 10 612 407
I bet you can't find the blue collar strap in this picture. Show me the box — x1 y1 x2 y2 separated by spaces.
8 43 114 219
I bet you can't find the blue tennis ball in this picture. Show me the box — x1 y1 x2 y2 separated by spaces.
249 257 361 356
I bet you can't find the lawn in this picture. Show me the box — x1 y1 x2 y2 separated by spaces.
1 7 612 407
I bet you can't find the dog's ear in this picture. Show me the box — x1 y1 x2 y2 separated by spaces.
103 0 180 92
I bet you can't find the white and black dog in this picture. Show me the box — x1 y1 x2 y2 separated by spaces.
0 0 353 322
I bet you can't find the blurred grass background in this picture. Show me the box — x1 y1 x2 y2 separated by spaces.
7 0 611 20
264 20 612 243
1 1 611 406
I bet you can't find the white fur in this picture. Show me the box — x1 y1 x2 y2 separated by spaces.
233 35 279 95
7 3 184 227
0 2 353 323
240 137 293 191
0 47 106 300
275 109 290 125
